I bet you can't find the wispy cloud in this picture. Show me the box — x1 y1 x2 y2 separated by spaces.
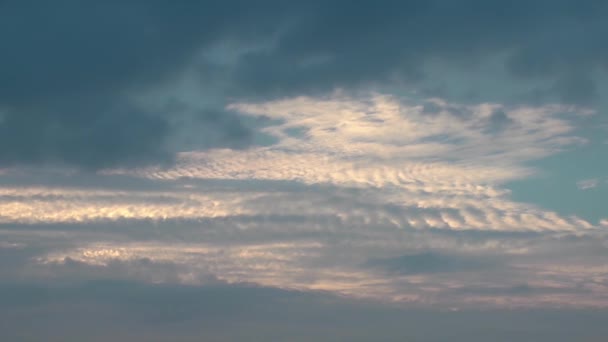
1 92 604 309
577 178 600 190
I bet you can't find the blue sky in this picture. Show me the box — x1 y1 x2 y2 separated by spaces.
1 1 608 340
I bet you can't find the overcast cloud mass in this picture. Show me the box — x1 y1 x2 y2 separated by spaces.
1 1 608 341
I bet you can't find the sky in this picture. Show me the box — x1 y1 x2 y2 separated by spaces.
1 1 608 341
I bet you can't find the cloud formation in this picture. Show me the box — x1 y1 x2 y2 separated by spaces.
1 92 606 310
2 0 607 168
3 280 608 342
1 3 608 339
0 1 268 168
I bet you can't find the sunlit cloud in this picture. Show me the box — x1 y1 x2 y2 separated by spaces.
1 92 605 309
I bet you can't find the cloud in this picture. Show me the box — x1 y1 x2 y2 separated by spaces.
229 0 608 104
1 216 605 309
0 89 605 309
105 94 592 235
577 178 600 190
2 277 608 341
0 101 173 169
0 1 274 169
366 252 499 275
2 280 607 342
2 1 607 169
2 4 608 339
1 0 607 315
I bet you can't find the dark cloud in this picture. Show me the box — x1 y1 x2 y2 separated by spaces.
0 0 282 169
486 109 514 134
231 0 608 102
2 0 607 169
168 108 255 152
450 284 590 297
1 280 607 342
366 251 499 275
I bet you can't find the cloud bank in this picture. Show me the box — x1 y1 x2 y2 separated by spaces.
1 1 608 340
1 0 607 168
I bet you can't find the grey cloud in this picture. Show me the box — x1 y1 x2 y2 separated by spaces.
366 251 499 275
230 0 608 104
0 171 330 194
1 279 608 342
167 107 257 152
0 100 173 169
486 109 514 134
0 0 282 169
45 257 201 285
2 213 606 312
450 284 591 297
2 0 607 169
